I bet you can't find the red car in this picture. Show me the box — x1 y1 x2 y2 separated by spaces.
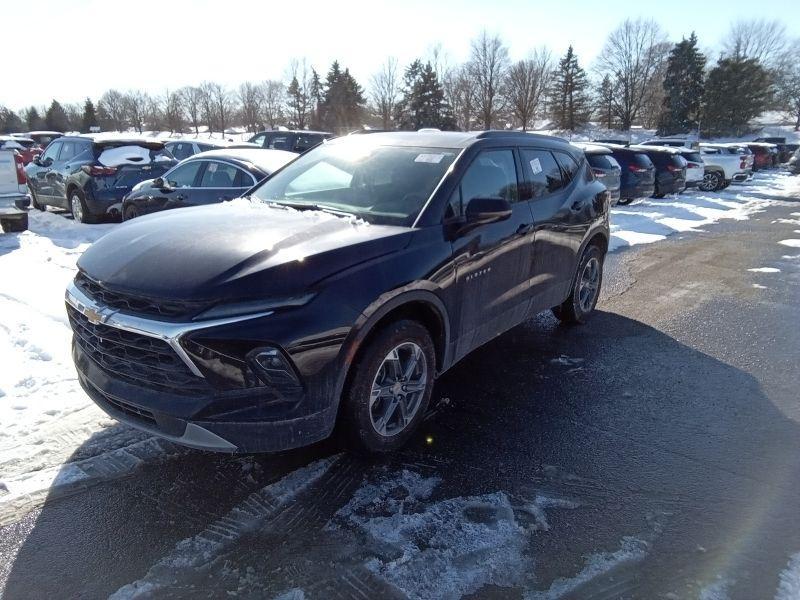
0 136 41 165
746 144 775 171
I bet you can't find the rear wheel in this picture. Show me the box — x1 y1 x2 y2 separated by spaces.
123 204 139 221
342 320 435 453
617 197 633 206
552 245 604 324
69 189 99 224
699 171 723 192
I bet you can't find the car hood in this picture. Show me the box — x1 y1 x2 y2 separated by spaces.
77 200 413 302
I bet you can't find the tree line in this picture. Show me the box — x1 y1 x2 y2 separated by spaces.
2 18 799 138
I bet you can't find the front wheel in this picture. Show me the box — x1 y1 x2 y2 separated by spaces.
699 171 723 192
123 203 139 221
69 189 99 224
552 245 604 324
342 320 435 453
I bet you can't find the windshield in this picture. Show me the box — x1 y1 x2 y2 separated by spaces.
250 142 458 225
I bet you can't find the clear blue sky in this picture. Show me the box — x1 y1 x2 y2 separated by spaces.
4 0 799 109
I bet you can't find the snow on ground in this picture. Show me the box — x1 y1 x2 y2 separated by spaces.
0 171 798 524
775 552 800 600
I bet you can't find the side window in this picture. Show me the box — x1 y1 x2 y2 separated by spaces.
58 141 78 162
41 142 61 163
233 168 254 188
520 148 564 198
196 144 214 152
199 161 238 188
294 134 321 152
166 161 203 188
554 151 580 182
169 143 194 161
448 149 519 217
267 135 291 151
250 134 266 147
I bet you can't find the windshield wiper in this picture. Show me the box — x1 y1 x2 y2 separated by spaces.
270 201 353 217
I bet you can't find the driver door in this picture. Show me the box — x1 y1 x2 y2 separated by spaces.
31 141 62 203
449 148 535 361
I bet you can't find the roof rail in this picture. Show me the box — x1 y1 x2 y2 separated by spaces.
475 130 562 142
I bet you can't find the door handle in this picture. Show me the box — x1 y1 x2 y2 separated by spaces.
570 200 582 211
175 194 186 201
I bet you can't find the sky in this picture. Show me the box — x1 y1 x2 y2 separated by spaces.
2 0 799 110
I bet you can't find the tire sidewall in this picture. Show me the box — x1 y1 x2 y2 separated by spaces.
344 320 435 453
70 190 85 223
570 245 604 323
28 185 43 210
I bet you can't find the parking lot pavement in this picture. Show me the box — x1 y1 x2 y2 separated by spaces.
1 177 800 599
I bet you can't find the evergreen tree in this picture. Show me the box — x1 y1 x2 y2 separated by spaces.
0 107 24 133
308 68 323 130
596 75 615 130
286 76 309 129
395 60 456 130
701 57 770 137
24 107 44 130
657 33 706 135
548 46 591 130
81 98 97 133
319 61 366 133
45 100 69 132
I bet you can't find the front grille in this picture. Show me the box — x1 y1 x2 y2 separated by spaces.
68 304 209 395
74 272 208 320
95 389 158 427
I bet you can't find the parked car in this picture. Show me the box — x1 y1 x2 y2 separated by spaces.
640 138 699 150
25 135 177 223
788 147 800 175
573 143 621 205
594 143 656 205
592 138 630 145
675 148 704 189
630 145 686 198
746 143 777 170
0 148 30 232
66 130 610 454
697 144 751 190
0 136 41 165
122 148 296 220
164 139 260 161
753 137 792 163
16 130 63 149
248 130 333 153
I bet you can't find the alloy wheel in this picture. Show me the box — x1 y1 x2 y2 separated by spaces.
70 194 83 222
369 342 428 437
700 173 717 191
578 257 600 312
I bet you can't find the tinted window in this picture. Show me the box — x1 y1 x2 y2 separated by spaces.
294 134 322 152
520 148 564 197
683 152 702 163
554 151 580 181
233 169 255 188
199 161 238 188
40 142 61 162
267 135 291 151
58 141 79 161
586 154 616 170
165 161 203 188
249 134 266 147
168 143 195 161
196 143 214 152
633 153 654 168
449 149 519 216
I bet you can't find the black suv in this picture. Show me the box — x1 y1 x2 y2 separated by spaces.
596 144 656 205
66 131 609 453
248 130 333 153
25 136 176 222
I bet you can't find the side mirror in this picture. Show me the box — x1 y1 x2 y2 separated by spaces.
32 155 41 166
153 177 172 191
464 196 512 226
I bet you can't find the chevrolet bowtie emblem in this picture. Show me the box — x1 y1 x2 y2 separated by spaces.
83 306 105 325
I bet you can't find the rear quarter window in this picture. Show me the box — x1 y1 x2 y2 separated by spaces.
586 154 615 170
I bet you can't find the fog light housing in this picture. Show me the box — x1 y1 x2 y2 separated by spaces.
247 347 303 400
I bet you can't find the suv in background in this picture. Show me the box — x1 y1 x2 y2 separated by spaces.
16 131 63 149
0 136 41 165
165 139 259 161
632 145 687 197
698 144 751 190
595 143 656 205
248 130 333 153
573 143 621 205
640 138 699 150
754 137 791 163
25 136 177 223
66 130 609 454
0 148 30 232
788 147 800 175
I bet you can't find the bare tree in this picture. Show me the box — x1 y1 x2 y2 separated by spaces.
123 90 149 133
180 86 203 135
504 47 551 131
467 31 509 129
198 82 218 134
145 94 165 131
238 82 263 133
286 59 312 129
369 57 400 130
261 80 285 129
596 18 669 130
443 66 476 131
163 90 185 133
723 19 792 70
777 44 800 130
99 89 127 131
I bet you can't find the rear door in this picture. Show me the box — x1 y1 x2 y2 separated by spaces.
153 160 205 209
52 139 86 206
194 160 253 205
30 141 62 202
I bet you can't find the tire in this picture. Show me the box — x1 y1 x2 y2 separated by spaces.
28 185 44 211
617 197 633 206
1 214 28 233
341 319 435 453
123 203 139 221
552 244 604 324
699 170 723 192
69 189 99 224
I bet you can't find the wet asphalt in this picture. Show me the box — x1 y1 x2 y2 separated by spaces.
1 195 799 600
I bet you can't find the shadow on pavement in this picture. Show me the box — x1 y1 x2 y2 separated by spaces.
3 311 799 599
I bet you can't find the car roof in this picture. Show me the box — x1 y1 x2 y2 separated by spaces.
592 142 647 153
325 130 571 150
629 144 681 154
252 130 332 136
22 130 63 136
65 134 166 149
0 135 34 142
188 148 297 173
570 142 612 155
165 138 259 148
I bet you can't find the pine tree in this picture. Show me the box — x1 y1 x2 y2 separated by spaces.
596 75 615 130
549 46 591 130
319 61 366 133
396 60 456 130
701 57 770 137
0 107 24 134
309 69 323 130
657 33 706 135
81 98 97 133
24 107 44 130
45 100 69 132
286 76 309 129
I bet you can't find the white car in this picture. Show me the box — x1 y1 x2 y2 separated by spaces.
164 138 260 161
0 148 29 232
698 144 751 191
640 138 699 150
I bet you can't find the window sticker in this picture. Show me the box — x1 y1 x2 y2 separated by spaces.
208 163 218 172
415 153 446 164
529 158 543 174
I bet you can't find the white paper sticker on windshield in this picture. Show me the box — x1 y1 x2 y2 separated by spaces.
415 153 445 164
529 158 543 174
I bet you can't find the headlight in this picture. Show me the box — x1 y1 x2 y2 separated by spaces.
193 293 316 321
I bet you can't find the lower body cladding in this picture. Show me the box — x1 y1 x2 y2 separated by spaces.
619 182 655 203
66 283 348 453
